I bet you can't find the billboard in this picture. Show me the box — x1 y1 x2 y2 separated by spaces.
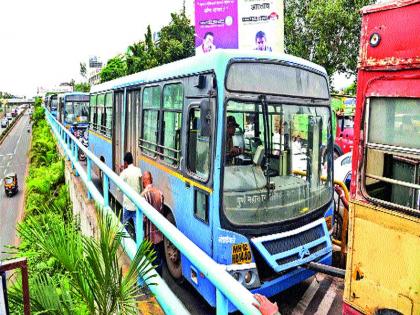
194 0 238 54
89 56 103 69
194 0 283 54
238 0 284 52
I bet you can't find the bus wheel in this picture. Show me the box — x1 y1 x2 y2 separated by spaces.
164 212 183 282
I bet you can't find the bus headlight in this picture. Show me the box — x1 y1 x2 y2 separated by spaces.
226 263 261 289
244 271 252 284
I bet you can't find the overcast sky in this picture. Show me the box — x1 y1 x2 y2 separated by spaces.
0 0 190 97
0 0 354 97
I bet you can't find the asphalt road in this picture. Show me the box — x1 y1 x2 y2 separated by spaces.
161 264 343 315
0 112 31 260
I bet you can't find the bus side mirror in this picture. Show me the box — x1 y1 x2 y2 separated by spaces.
200 99 212 137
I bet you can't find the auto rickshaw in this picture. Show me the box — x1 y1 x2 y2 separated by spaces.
4 173 18 197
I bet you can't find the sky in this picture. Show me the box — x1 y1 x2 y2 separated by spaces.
0 0 354 98
0 0 190 97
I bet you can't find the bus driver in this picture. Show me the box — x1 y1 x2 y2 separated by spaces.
226 116 243 163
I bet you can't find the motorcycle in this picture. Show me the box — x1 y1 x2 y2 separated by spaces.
78 130 88 161
72 127 88 161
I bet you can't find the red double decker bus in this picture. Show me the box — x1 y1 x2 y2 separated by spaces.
344 1 420 314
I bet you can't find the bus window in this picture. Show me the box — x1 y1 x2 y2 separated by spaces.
162 84 183 166
223 101 332 225
105 92 113 138
187 107 211 180
141 86 161 157
97 94 105 134
194 189 209 223
73 102 89 123
65 101 75 124
364 97 420 212
90 95 97 130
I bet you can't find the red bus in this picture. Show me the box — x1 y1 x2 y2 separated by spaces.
344 1 420 314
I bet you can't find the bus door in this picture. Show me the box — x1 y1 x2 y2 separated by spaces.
124 90 140 163
113 91 124 172
181 95 214 256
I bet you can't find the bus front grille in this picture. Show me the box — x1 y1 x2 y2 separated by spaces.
251 218 332 273
263 225 324 255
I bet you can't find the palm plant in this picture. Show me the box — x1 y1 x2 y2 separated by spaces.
9 211 157 314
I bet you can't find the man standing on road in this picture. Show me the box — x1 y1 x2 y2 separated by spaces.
120 152 142 235
141 171 164 275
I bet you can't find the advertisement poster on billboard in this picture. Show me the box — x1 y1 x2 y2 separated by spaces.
238 0 284 52
194 0 238 54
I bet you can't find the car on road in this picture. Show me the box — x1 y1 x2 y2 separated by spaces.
6 113 12 121
1 118 8 128
334 151 352 190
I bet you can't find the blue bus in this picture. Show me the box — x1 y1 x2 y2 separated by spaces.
89 50 334 309
45 93 58 118
57 92 90 134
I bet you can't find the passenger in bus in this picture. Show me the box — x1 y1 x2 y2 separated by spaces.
120 152 142 235
141 171 164 275
226 116 243 163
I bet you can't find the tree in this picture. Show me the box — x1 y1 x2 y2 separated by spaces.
9 212 157 314
126 25 159 75
155 12 195 64
343 82 356 95
285 0 375 77
74 82 91 92
99 55 127 83
101 11 194 82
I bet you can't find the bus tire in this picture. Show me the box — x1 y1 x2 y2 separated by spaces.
164 212 183 282
333 144 343 160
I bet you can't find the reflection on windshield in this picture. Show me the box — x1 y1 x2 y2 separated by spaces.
65 101 89 123
223 101 332 225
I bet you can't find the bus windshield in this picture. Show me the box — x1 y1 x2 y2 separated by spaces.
73 101 89 123
223 100 332 225
65 101 89 123
51 99 58 111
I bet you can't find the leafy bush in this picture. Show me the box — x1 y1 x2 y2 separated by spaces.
31 106 45 127
9 103 156 314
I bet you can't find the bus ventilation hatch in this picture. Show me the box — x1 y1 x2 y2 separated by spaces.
250 218 332 273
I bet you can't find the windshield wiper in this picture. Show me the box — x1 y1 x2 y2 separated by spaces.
258 95 272 197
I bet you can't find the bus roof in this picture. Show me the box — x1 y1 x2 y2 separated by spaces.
57 92 89 98
91 49 328 93
361 0 420 14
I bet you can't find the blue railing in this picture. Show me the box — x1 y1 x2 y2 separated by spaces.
44 108 261 315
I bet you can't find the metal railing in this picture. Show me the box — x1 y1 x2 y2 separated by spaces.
44 108 261 315
0 258 30 315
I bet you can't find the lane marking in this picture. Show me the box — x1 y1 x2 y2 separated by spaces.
291 275 324 315
314 280 337 315
14 133 23 155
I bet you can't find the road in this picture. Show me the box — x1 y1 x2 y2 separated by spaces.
162 263 343 315
0 112 31 260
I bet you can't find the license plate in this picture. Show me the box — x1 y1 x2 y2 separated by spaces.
232 243 252 264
